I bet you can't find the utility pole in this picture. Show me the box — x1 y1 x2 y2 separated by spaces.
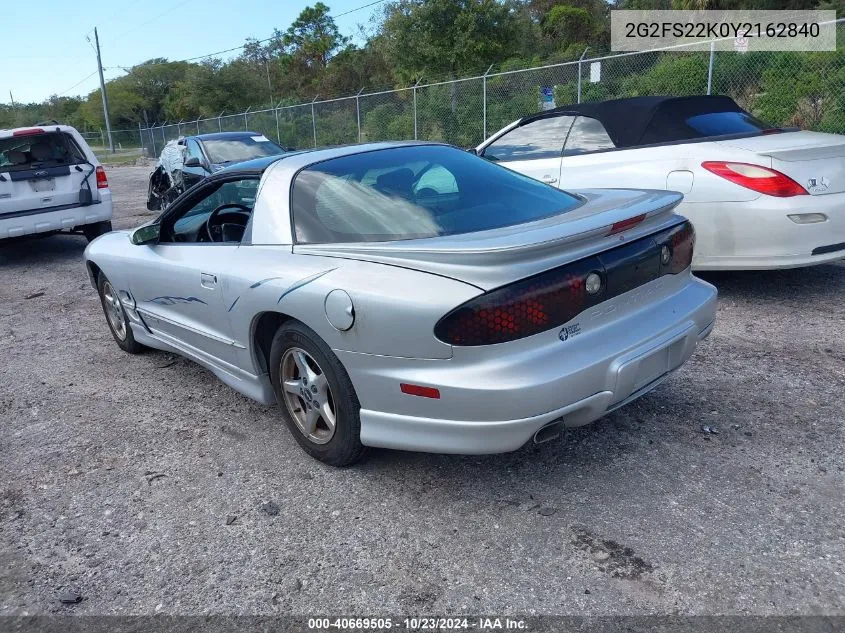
93 27 114 153
9 91 15 107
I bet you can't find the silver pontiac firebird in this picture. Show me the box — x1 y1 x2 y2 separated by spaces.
84 142 717 466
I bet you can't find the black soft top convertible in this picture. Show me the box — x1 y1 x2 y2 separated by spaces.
520 95 780 148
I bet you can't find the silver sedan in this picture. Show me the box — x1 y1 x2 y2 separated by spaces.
84 142 717 466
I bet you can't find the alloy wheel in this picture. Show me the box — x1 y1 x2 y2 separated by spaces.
280 347 337 444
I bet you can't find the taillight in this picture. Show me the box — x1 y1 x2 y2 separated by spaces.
608 213 646 236
12 128 45 137
702 161 807 197
435 221 695 346
656 221 695 275
95 166 109 189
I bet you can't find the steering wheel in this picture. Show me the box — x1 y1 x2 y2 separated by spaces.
206 203 251 242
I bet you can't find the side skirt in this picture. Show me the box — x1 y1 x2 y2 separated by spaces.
131 324 277 405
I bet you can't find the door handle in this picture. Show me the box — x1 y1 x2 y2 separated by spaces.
541 175 558 184
200 273 217 289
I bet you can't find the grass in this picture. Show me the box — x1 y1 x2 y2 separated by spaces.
89 146 146 166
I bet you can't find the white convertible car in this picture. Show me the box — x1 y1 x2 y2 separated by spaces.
477 95 845 271
85 142 716 465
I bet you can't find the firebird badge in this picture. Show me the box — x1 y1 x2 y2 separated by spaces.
559 323 581 342
806 176 830 194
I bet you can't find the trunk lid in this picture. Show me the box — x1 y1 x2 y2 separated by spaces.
0 130 94 216
718 131 845 196
294 188 684 290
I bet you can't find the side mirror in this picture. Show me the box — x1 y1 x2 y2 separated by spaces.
184 157 202 168
131 223 160 245
466 147 478 155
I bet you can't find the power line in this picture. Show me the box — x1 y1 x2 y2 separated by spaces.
56 71 99 96
108 0 192 42
115 0 392 68
335 0 389 18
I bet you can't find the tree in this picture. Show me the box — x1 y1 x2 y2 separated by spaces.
283 3 348 71
542 5 596 47
379 0 520 82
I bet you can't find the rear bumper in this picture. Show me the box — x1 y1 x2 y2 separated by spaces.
685 192 845 271
336 273 717 454
0 197 113 239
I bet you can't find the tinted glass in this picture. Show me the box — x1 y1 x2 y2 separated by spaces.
186 139 204 161
685 111 776 136
291 145 581 244
563 117 616 156
0 132 84 170
202 135 284 164
170 178 259 241
483 115 574 162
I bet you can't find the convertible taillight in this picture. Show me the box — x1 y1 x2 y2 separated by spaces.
702 161 808 197
435 221 696 346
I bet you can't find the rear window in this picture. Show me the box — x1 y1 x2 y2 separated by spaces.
640 108 779 145
202 136 284 164
291 145 582 244
0 132 85 171
685 111 777 136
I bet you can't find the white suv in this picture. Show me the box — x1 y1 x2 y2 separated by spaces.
0 124 113 242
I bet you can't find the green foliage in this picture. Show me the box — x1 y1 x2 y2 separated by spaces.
543 6 594 46
623 54 711 96
378 0 520 81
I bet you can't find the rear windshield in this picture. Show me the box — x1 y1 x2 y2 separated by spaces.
640 108 779 145
291 145 581 244
203 136 284 164
685 111 778 136
0 132 86 171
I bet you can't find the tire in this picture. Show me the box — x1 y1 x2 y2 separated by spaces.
97 273 143 354
269 321 366 467
84 221 113 242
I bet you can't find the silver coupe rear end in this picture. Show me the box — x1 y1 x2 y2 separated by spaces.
85 142 717 465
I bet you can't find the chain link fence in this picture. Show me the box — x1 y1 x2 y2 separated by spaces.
104 19 843 158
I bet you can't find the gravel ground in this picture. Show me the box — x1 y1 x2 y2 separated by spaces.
1 164 843 617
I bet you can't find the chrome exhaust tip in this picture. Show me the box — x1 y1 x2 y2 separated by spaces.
533 419 564 445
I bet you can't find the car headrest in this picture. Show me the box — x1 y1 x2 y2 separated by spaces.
7 150 27 165
30 142 53 162
375 168 415 199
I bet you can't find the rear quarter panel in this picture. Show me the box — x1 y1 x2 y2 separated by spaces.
224 247 483 362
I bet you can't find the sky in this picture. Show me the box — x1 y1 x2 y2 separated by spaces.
0 0 386 105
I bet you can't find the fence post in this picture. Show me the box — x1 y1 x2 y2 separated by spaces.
160 122 166 146
356 88 364 143
177 120 184 137
196 119 200 135
218 111 225 132
274 101 282 144
577 47 589 104
707 40 715 95
137 122 143 155
482 64 494 141
244 106 251 131
150 122 157 157
413 78 422 140
311 96 319 148
100 129 104 145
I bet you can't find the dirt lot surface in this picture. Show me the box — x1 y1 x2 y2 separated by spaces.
1 164 843 616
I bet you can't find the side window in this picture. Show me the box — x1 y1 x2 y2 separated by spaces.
562 117 616 156
482 115 574 162
186 139 204 163
166 178 259 242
